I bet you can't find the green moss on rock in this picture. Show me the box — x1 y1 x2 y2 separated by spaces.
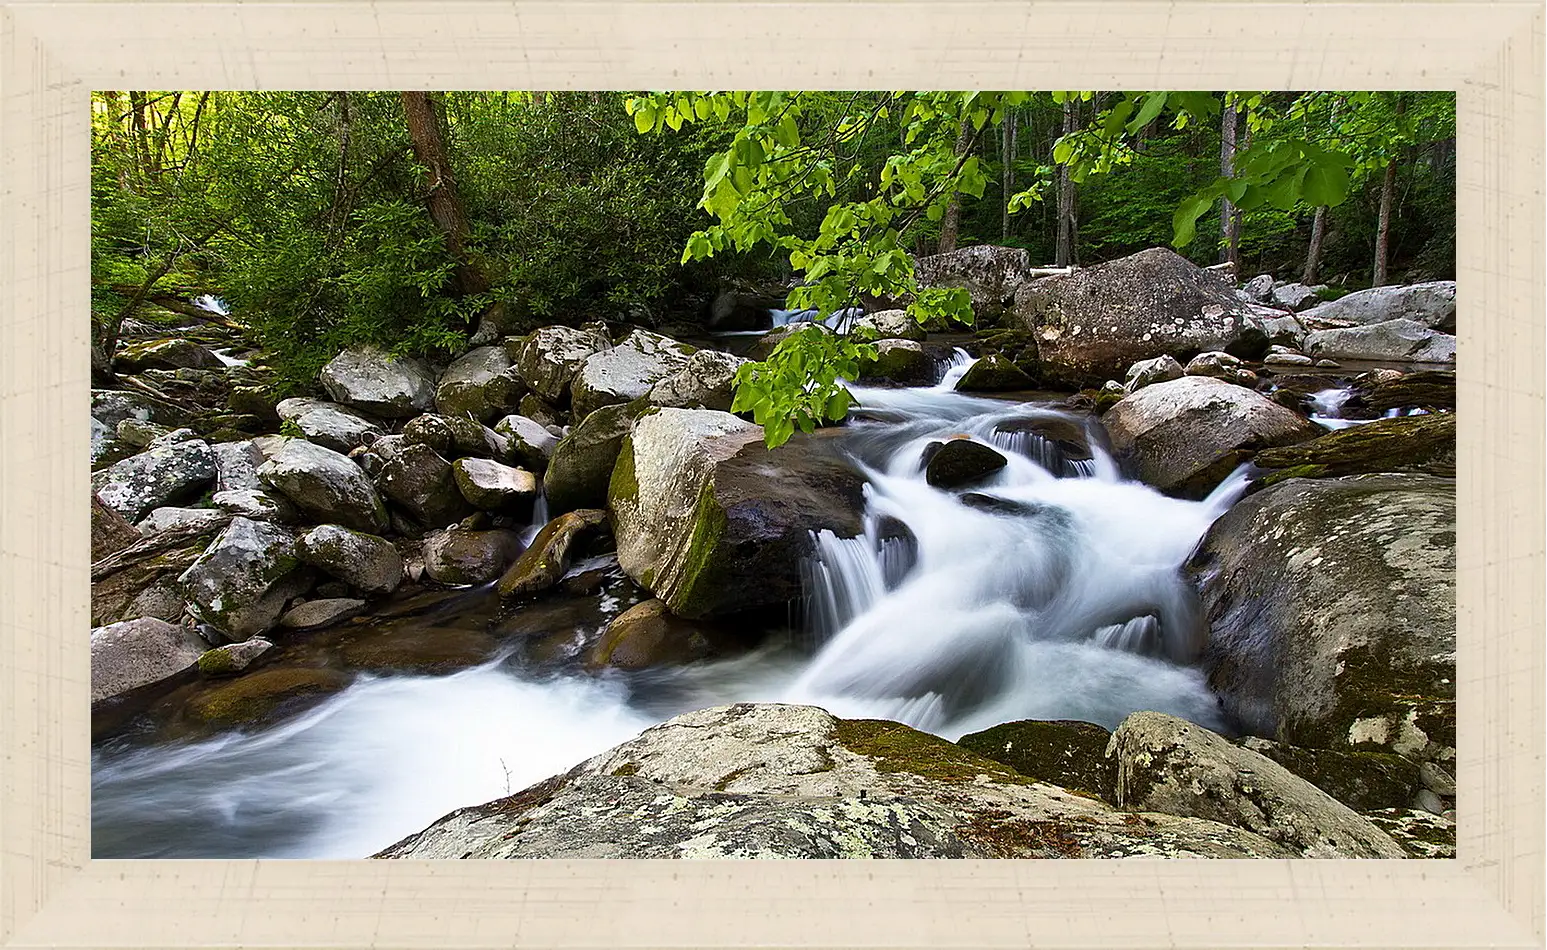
957 719 1118 803
181 667 350 729
832 718 1032 785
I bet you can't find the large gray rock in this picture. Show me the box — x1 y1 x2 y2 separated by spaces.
610 409 867 618
1010 247 1281 385
647 349 749 412
296 524 403 595
1270 282 1322 312
211 440 266 492
849 309 925 342
493 414 559 470
92 440 217 523
1101 376 1320 497
452 457 538 512
914 244 1035 321
1190 474 1455 755
435 346 523 421
1241 274 1275 303
90 617 209 704
514 326 612 403
402 413 506 461
318 345 436 418
257 438 389 533
1107 712 1408 858
376 442 473 527
1304 319 1456 363
178 517 314 642
377 703 1292 859
423 528 525 586
543 403 640 514
91 389 177 430
275 397 383 453
570 329 694 421
1300 281 1456 332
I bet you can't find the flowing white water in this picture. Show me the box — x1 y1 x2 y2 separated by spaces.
93 362 1251 859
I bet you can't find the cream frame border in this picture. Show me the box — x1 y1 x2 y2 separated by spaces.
1 2 1541 947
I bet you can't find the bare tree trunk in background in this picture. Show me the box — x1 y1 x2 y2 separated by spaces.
1303 206 1328 284
129 91 151 185
1001 107 1016 240
1372 96 1406 287
936 120 975 255
401 91 490 298
1055 99 1077 267
1219 99 1242 272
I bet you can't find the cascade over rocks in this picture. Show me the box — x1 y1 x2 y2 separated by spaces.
257 438 389 533
514 325 612 403
319 346 436 418
178 517 315 642
1300 281 1456 332
570 329 695 420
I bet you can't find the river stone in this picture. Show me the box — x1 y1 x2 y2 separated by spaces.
196 637 275 676
211 489 297 523
1011 247 1281 386
178 517 315 642
850 309 926 342
957 720 1117 803
922 439 1008 489
1253 413 1456 482
90 617 209 704
1123 354 1184 394
955 354 1035 392
178 667 351 730
452 458 538 512
377 703 1293 860
570 329 695 421
1237 737 1420 812
1101 376 1320 498
515 326 612 403
1263 352 1314 366
913 244 1034 321
493 414 560 470
92 494 142 562
1361 808 1456 858
274 397 384 453
318 345 436 418
280 597 367 630
211 440 266 492
1241 274 1275 303
136 506 230 535
586 598 725 671
1304 319 1456 363
257 438 389 533
543 402 642 514
377 442 473 528
435 346 523 421
296 524 403 595
496 509 607 598
856 339 933 386
647 349 749 412
115 418 172 449
92 439 217 523
1300 281 1456 332
1108 711 1407 858
1357 370 1456 412
610 409 867 619
1271 282 1322 312
1190 474 1455 754
1183 351 1243 379
92 388 177 430
423 528 525 586
113 338 225 373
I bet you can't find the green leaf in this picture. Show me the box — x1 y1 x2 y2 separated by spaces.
1126 91 1168 133
633 106 656 134
1171 193 1215 248
1301 158 1350 207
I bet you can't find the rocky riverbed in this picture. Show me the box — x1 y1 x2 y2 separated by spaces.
90 246 1457 859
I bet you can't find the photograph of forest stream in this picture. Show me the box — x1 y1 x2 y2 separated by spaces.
89 90 1457 860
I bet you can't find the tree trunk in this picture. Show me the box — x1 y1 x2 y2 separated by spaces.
1372 159 1398 286
1001 107 1016 240
936 119 975 255
1055 100 1077 268
1303 205 1328 284
1219 99 1241 271
129 91 151 185
401 91 489 297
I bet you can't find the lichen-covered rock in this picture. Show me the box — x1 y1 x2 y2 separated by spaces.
296 524 403 595
452 457 538 512
1183 351 1244 379
280 597 367 630
493 414 560 470
377 703 1293 860
914 244 1034 321
196 637 274 676
92 493 142 562
435 346 524 421
850 309 926 342
610 410 867 619
377 442 473 528
1108 711 1407 858
211 440 267 492
1241 273 1275 302
1189 474 1455 754
211 489 298 523
1101 376 1320 498
92 439 218 523
586 598 727 671
1300 281 1456 333
922 438 1008 489
178 667 351 730
92 388 177 430
113 338 225 373
1122 354 1184 394
90 617 209 703
1237 737 1419 812
542 402 641 514
570 329 694 420
1362 808 1456 858
1253 413 1456 483
647 349 749 412
955 354 1035 392
957 720 1117 803
258 438 389 533
178 517 315 642
135 506 230 535
424 528 525 586
858 339 933 385
515 326 612 403
114 418 173 449
318 345 436 418
496 509 606 598
1304 319 1456 363
274 397 384 454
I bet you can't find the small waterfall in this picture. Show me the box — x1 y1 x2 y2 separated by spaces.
1093 616 1162 656
520 491 551 545
800 530 888 648
933 348 976 390
194 294 230 316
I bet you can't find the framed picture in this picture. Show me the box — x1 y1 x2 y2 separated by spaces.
3 1 1541 946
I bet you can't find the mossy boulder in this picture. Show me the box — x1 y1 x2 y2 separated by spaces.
1252 413 1455 482
257 438 390 533
1356 370 1456 412
318 345 436 418
514 325 612 403
434 345 525 421
542 402 644 514
452 458 538 513
92 439 218 523
178 517 316 642
179 667 350 729
496 509 607 599
957 720 1117 802
196 637 274 677
296 524 403 595
955 354 1034 392
376 442 473 527
857 339 933 386
424 528 525 586
570 329 695 421
1361 807 1456 858
586 598 728 671
1237 737 1420 812
335 627 498 675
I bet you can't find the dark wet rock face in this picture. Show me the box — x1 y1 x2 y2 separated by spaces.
922 439 1009 489
957 720 1117 803
1252 413 1455 485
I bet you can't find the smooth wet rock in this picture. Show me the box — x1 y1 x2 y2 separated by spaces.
319 345 436 418
424 528 525 586
542 402 641 514
1301 281 1456 332
196 637 274 676
377 442 473 528
922 439 1008 489
515 326 612 403
859 339 933 385
955 354 1035 392
258 438 389 533
90 617 209 704
113 338 224 373
1305 319 1456 363
1102 376 1320 498
1263 352 1314 367
1190 474 1455 754
178 667 350 730
493 414 560 470
296 524 403 595
1357 370 1456 412
1122 354 1183 393
1254 413 1456 481
958 720 1117 803
178 517 314 642
435 346 524 421
92 493 141 562
647 349 748 412
1109 711 1407 858
850 309 926 342
496 509 607 598
280 597 367 630
452 458 538 512
1238 737 1419 812
570 329 694 420
586 598 728 670
92 439 217 523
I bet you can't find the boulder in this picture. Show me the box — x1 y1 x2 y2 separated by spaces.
1237 737 1420 812
378 703 1292 859
493 414 560 470
957 720 1117 803
610 409 867 618
1010 247 1281 385
570 329 694 420
859 339 933 385
211 440 267 492
90 617 208 704
423 528 525 586
112 338 225 373
1101 376 1321 497
1356 370 1456 412
435 346 524 421
402 413 506 461
1270 282 1321 312
178 517 315 642
955 354 1035 392
92 389 177 430
850 309 926 342
1182 351 1243 379
1241 274 1275 303
514 326 613 403
913 244 1034 321
647 349 748 412
257 438 389 533
135 507 229 535
91 493 141 562
542 402 641 514
496 509 607 598
586 598 727 670
279 597 367 630
274 397 383 453
211 489 297 523
227 385 281 423
517 393 563 428
1122 354 1184 393
196 637 275 676
1253 413 1456 482
1263 352 1314 366
1304 319 1456 363
1300 281 1456 332
1189 474 1455 754
376 443 473 527
114 418 172 449
922 439 1008 489
177 667 351 730
318 345 436 418
1108 711 1407 858
92 440 217 523
452 458 538 512
1230 312 1308 360
296 524 403 595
